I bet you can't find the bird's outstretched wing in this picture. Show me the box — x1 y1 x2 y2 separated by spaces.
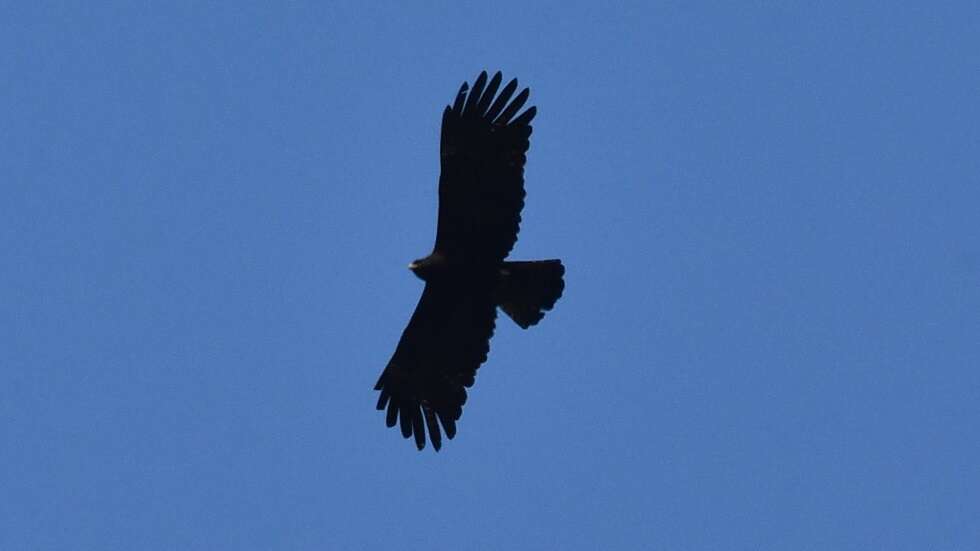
374 281 497 450
436 71 536 264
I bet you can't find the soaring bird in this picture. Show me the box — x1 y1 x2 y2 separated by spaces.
374 71 565 451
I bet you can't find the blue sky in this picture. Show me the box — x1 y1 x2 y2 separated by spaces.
2 2 978 549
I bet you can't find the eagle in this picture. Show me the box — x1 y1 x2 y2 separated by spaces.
373 71 565 451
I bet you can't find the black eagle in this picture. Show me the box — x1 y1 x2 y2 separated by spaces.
373 71 565 451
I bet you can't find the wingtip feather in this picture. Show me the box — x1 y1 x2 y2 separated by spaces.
386 400 398 428
495 87 530 125
412 406 426 450
399 403 413 438
425 408 442 451
511 105 537 127
485 78 518 121
452 82 469 113
376 389 389 411
476 71 504 115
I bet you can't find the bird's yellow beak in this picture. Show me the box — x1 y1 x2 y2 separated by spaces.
408 262 419 270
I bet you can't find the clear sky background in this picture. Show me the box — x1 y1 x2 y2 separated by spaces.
2 3 978 550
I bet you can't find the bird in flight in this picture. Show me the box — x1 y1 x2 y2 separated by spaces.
374 71 565 451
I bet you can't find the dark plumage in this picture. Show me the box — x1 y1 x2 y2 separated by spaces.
374 71 565 451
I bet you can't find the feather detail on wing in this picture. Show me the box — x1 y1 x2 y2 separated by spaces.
374 282 497 450
436 71 536 264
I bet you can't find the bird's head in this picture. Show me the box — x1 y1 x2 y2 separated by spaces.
408 258 428 281
408 254 444 281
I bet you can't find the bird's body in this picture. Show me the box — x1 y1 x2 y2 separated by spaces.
374 71 564 450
